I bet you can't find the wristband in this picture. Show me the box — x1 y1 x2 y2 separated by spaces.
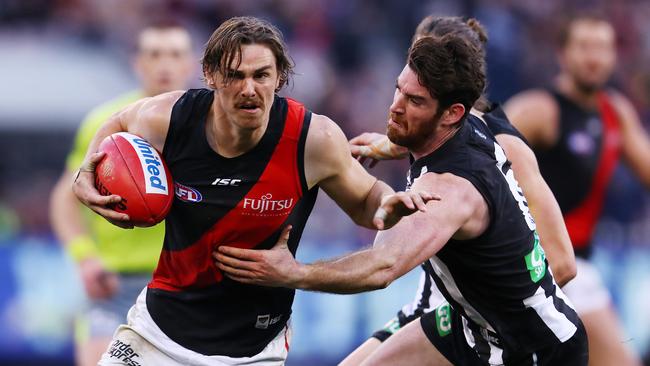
66 236 99 263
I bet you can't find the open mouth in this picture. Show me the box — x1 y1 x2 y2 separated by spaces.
237 101 261 113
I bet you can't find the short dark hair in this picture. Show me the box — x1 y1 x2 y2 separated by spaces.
413 16 490 112
557 13 612 49
201 16 294 91
407 35 486 117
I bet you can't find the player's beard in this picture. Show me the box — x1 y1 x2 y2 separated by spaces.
386 112 439 151
573 77 601 95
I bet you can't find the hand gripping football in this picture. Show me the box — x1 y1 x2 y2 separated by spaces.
95 132 173 227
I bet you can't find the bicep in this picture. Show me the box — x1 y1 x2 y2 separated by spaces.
371 174 483 279
119 95 176 152
616 97 650 182
305 115 378 213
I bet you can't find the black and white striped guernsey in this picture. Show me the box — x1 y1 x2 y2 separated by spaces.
409 112 582 356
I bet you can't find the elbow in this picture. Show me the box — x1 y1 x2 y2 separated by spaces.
554 258 577 287
366 253 399 290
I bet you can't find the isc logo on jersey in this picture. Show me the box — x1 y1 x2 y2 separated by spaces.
118 132 168 195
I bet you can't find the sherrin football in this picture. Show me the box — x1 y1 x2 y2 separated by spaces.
95 132 174 227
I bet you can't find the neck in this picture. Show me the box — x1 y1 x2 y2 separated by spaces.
411 124 461 160
555 74 600 109
207 99 268 158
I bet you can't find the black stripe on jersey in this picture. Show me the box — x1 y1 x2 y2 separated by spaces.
419 267 433 310
423 261 465 318
470 326 492 363
162 93 289 251
297 110 312 194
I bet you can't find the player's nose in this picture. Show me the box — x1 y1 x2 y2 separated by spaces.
241 78 256 97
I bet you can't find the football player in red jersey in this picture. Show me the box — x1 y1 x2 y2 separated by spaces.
72 16 437 365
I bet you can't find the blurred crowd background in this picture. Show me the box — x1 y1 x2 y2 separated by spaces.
1 0 650 365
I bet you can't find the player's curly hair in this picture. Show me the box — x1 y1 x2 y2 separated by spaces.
202 16 294 92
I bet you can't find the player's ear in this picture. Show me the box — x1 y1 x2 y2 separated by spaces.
440 103 466 126
203 66 217 89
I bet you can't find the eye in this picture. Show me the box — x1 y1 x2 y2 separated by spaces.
410 97 422 106
255 72 270 79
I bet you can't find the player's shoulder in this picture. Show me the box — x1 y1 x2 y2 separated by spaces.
303 113 352 182
132 90 186 122
605 88 638 122
505 88 558 114
306 113 347 149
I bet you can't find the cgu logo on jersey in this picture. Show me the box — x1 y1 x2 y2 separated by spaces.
242 193 294 216
175 182 202 203
118 133 168 195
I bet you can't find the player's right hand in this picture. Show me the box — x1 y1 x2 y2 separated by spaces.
349 132 409 168
72 152 133 229
79 257 119 300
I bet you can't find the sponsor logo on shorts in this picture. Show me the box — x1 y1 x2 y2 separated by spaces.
118 132 168 195
435 303 452 337
382 317 401 335
525 232 546 283
255 314 283 329
174 182 202 203
108 339 141 366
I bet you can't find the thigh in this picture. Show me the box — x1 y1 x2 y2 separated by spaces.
361 318 453 366
580 307 641 366
339 338 382 366
99 325 180 366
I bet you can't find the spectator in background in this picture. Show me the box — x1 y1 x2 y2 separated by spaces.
504 14 648 366
49 22 194 366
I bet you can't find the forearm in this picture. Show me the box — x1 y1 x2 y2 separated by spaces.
50 171 90 243
350 179 394 228
527 182 576 287
296 248 396 294
50 171 100 261
82 116 126 163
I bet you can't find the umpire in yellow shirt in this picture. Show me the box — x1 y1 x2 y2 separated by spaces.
49 22 195 366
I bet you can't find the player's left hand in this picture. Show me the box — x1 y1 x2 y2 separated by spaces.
349 132 409 167
213 226 302 287
373 190 440 230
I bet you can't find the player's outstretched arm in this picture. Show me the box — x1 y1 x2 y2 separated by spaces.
349 132 408 167
214 173 486 293
72 91 182 227
495 134 576 286
611 92 650 188
304 114 438 230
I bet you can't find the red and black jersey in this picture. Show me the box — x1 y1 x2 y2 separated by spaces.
536 90 621 256
148 89 318 357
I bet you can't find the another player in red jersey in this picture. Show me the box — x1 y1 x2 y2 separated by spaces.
504 14 648 366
